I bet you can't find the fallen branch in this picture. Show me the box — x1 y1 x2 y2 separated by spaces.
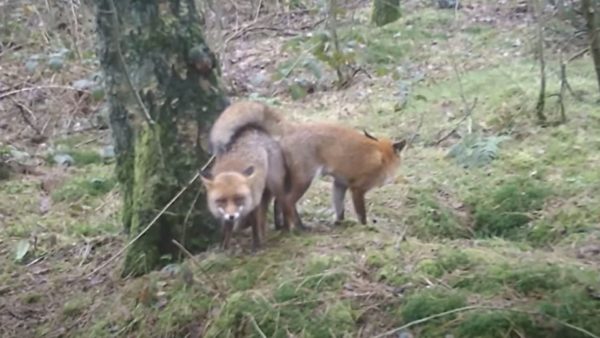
0 85 89 101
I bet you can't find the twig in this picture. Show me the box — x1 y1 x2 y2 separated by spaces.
84 176 196 278
74 135 103 148
434 98 478 146
282 43 321 79
568 47 590 62
179 187 202 260
13 101 42 135
218 8 320 53
253 0 263 21
0 85 89 101
374 305 600 338
407 110 424 148
25 254 46 267
454 0 461 20
69 0 82 60
374 305 482 337
83 156 213 279
171 239 222 293
247 313 268 338
449 57 473 134
171 239 199 264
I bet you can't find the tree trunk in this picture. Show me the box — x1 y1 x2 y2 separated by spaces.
535 0 547 125
371 0 400 27
582 0 600 94
94 0 228 277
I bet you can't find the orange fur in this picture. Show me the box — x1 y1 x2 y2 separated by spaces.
210 100 407 228
201 128 292 251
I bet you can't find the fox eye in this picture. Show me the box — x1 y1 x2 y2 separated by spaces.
215 198 226 206
233 195 245 205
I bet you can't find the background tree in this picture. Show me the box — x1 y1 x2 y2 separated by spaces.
581 0 600 93
371 0 400 27
94 0 228 277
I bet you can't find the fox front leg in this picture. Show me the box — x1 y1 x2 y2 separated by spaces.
221 220 235 250
350 188 367 225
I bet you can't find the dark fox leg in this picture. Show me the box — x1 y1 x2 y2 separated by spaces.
221 220 235 250
350 188 367 225
259 190 272 242
332 180 348 224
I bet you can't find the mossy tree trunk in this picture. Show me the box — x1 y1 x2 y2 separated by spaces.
371 0 400 27
582 0 600 94
94 0 228 277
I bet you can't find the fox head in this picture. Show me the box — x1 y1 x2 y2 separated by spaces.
363 129 407 185
200 166 256 225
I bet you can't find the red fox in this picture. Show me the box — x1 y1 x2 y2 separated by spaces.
200 127 292 251
209 100 407 229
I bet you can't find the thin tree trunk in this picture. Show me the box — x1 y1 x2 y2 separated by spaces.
371 0 401 27
535 0 547 124
582 0 600 94
94 0 228 277
327 0 345 85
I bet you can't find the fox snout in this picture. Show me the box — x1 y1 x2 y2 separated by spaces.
222 211 240 222
218 206 243 223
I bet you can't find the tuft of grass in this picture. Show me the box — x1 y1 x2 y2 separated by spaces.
455 310 542 338
21 292 43 304
300 254 348 291
401 287 467 328
468 176 551 239
51 174 116 203
62 297 91 318
539 287 600 337
206 290 355 338
416 248 475 278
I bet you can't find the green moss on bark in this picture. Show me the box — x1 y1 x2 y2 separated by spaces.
95 0 227 277
371 0 401 27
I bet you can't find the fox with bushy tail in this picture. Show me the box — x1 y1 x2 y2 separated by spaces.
209 100 407 230
201 104 296 250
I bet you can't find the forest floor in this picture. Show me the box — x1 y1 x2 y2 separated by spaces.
1 0 600 337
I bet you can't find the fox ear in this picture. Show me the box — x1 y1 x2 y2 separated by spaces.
393 139 407 153
199 169 214 188
242 166 255 178
363 129 378 141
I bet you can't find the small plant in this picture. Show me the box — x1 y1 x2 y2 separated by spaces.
447 133 511 168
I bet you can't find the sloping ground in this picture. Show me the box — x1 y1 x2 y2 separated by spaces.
1 1 600 337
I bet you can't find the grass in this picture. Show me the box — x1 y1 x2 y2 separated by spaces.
2 2 600 338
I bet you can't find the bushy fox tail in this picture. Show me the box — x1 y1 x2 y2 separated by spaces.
209 100 286 155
